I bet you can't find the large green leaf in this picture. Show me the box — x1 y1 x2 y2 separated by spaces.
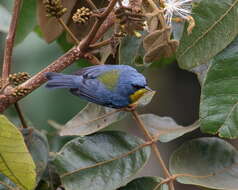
170 137 238 190
21 128 49 183
53 131 151 190
139 114 199 142
177 0 238 70
200 37 238 138
0 115 36 190
15 0 37 45
118 177 168 190
0 4 11 33
119 32 150 67
59 103 127 137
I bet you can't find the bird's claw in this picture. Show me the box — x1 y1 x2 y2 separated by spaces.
123 102 138 112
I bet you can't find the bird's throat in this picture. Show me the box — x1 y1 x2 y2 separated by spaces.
130 88 149 103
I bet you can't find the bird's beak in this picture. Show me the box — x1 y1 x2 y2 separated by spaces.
145 86 153 92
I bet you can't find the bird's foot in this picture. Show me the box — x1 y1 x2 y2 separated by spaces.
123 102 138 112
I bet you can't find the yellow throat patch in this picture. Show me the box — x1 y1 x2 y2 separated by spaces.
130 88 149 103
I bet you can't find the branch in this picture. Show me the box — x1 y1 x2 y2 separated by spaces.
0 47 82 112
85 0 97 10
2 0 22 83
80 0 118 50
146 0 167 29
58 18 80 44
90 38 111 50
14 102 28 128
92 12 115 43
1 0 30 128
131 110 175 190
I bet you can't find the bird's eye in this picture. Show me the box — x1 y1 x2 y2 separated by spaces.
132 84 143 90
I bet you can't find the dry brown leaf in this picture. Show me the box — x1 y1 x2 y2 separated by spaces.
143 28 179 62
37 0 77 43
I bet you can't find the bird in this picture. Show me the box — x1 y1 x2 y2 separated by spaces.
45 65 152 109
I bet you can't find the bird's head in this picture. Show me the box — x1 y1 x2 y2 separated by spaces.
130 82 152 103
122 72 152 103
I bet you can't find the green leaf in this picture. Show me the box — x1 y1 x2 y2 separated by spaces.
137 91 156 107
177 0 238 70
119 32 150 67
190 63 209 85
57 32 74 52
0 4 11 33
200 37 238 138
15 0 37 45
118 177 168 190
35 157 61 190
53 131 151 190
0 115 36 190
170 137 238 190
139 114 199 142
21 128 49 183
59 103 127 137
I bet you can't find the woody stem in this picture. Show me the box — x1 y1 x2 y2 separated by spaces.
58 18 80 44
131 110 175 190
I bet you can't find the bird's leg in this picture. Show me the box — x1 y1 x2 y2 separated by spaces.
123 102 138 112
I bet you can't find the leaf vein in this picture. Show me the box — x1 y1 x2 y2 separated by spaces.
178 0 238 59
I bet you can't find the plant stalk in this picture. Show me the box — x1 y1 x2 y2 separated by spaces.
2 0 22 84
131 110 175 190
58 18 80 44
14 102 28 128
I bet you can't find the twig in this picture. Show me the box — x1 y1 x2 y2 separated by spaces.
153 173 214 190
84 53 102 65
14 102 28 128
92 12 115 43
85 0 97 10
90 38 111 49
146 0 167 29
1 0 30 127
80 0 118 50
58 18 80 44
131 110 175 190
0 47 83 112
2 0 22 84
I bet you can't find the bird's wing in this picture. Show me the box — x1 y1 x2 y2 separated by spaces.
74 65 111 79
74 65 123 91
73 65 136 79
70 79 112 106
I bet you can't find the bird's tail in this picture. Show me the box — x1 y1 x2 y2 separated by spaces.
45 72 79 89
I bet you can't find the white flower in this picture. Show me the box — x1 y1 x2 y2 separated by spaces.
116 0 130 7
164 0 192 26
